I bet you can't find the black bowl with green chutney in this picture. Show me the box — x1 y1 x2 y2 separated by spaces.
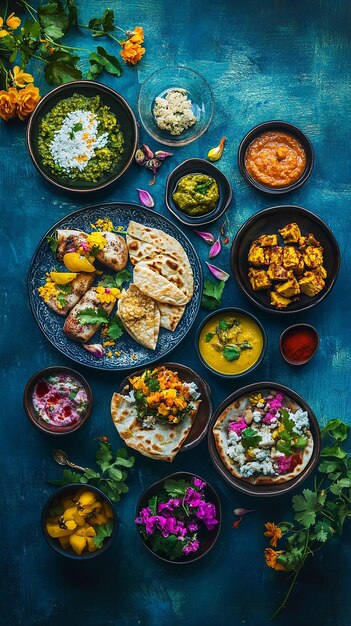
165 158 232 227
27 80 138 193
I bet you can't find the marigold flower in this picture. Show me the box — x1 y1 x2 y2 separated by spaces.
264 522 282 547
16 84 40 120
6 12 21 30
264 547 285 571
96 285 121 304
120 40 145 65
129 26 144 44
12 66 34 89
86 232 107 252
0 87 18 121
0 16 8 37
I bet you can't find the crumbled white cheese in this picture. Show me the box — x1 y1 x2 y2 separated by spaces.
49 109 108 172
256 402 264 408
227 433 246 466
240 460 275 477
250 448 269 461
290 408 310 435
153 89 197 136
183 381 201 400
258 427 275 448
126 390 135 403
253 410 262 423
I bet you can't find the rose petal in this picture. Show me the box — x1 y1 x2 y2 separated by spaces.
194 230 215 244
137 188 155 208
209 236 221 258
205 262 230 282
154 150 173 160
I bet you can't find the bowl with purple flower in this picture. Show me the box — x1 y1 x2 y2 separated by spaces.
135 472 221 563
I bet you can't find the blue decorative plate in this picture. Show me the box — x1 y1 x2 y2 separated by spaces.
28 203 203 371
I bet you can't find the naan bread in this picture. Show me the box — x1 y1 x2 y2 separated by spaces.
213 392 314 485
126 222 194 299
63 287 115 342
117 284 160 350
157 303 186 331
133 263 189 306
111 391 199 462
46 273 95 316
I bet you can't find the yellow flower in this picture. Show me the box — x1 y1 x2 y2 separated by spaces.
38 280 60 305
86 232 107 251
0 87 18 120
0 17 8 37
264 522 282 547
129 26 144 44
6 12 21 30
17 84 40 120
96 285 121 304
90 218 115 232
120 40 145 65
264 548 285 571
12 66 34 88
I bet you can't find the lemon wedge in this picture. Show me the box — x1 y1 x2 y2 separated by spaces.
63 253 96 273
50 272 77 285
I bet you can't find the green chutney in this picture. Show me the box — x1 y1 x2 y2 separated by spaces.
172 174 220 216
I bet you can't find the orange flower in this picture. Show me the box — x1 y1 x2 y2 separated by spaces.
12 66 34 88
264 522 282 547
120 40 145 65
16 84 41 120
129 26 144 44
264 548 285 571
0 88 18 121
6 12 21 29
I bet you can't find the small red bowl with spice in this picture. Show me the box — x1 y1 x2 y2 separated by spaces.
280 324 319 365
24 366 93 435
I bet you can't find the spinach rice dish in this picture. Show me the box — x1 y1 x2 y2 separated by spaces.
37 93 124 183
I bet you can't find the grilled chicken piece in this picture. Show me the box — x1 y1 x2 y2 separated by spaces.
63 288 115 342
95 231 128 271
56 229 87 260
46 273 95 316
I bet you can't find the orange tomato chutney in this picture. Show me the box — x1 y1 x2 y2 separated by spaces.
244 131 307 188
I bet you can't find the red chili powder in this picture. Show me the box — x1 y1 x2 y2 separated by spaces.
281 327 318 363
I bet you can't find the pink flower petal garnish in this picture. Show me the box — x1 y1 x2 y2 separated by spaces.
194 230 215 244
83 344 105 358
205 262 229 282
209 236 221 258
137 188 154 208
233 508 256 516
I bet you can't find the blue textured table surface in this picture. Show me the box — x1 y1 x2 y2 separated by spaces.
1 1 351 625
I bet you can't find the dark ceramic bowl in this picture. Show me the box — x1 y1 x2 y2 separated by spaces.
238 120 314 194
27 80 138 193
195 307 267 379
165 158 232 227
41 484 118 559
117 362 212 452
280 324 320 365
135 471 221 564
24 366 93 435
231 205 340 314
208 382 321 497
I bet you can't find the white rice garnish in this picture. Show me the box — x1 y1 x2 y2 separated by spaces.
49 109 108 172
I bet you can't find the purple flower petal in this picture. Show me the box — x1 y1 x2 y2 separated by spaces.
154 150 173 161
205 262 230 282
82 344 105 358
143 144 154 159
137 188 155 208
194 230 215 244
209 236 221 259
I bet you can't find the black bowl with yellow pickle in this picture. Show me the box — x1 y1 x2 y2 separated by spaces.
165 158 232 227
41 484 118 559
231 205 340 314
195 307 267 379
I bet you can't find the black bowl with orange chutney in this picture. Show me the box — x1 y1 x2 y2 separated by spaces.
238 121 314 194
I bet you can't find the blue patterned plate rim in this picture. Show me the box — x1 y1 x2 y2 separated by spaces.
27 202 203 371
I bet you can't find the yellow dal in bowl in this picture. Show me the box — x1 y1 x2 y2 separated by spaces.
199 313 264 375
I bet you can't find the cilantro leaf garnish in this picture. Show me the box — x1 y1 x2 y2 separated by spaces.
201 279 226 311
101 269 131 289
164 478 192 497
69 122 83 139
321 419 350 443
241 427 262 449
93 520 114 548
106 315 124 340
218 319 230 331
292 489 326 528
57 292 67 308
146 377 161 392
76 307 109 325
240 340 253 350
223 345 241 361
205 332 214 342
47 232 58 256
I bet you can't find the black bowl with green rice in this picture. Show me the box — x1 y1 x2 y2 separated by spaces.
27 81 138 193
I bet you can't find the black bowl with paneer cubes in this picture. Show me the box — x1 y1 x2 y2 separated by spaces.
231 205 340 314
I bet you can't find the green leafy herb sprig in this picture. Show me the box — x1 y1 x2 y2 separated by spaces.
201 279 226 311
0 2 128 89
49 439 135 503
264 419 351 618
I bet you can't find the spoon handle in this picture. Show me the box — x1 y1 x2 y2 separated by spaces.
65 460 88 472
